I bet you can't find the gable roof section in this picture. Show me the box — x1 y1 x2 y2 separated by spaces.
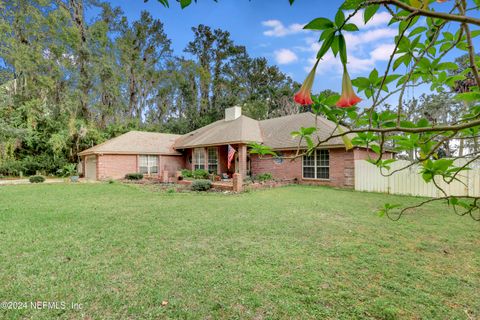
174 112 349 150
78 131 182 156
174 115 263 149
79 112 353 156
259 112 350 150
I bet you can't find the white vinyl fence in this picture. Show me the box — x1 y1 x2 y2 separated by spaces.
355 159 480 197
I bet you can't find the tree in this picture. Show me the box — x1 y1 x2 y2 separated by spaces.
0 0 298 176
157 0 480 220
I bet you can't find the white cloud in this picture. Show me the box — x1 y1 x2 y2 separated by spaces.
303 40 397 75
266 10 396 78
348 10 392 29
344 28 397 50
262 20 305 37
370 44 396 61
306 52 374 75
274 49 298 64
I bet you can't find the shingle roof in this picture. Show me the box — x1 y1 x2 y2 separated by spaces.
174 112 349 150
79 112 352 156
259 112 351 149
174 115 263 149
78 131 182 156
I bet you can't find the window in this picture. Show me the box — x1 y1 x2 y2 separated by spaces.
139 155 158 175
302 149 329 179
274 152 284 164
193 148 205 170
207 147 218 173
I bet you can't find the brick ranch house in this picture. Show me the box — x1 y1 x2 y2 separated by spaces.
79 106 391 188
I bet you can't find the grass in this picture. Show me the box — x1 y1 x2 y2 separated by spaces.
0 183 479 319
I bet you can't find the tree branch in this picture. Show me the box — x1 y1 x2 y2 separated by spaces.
367 0 480 26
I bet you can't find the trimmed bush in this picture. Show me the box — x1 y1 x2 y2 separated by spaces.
29 175 45 183
191 179 212 191
255 173 273 182
181 169 193 178
125 173 144 180
192 169 209 180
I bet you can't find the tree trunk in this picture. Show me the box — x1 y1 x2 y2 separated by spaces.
70 0 90 120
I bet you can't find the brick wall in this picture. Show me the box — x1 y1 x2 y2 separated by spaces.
96 154 185 180
250 148 356 188
97 154 138 180
161 155 185 178
250 150 302 180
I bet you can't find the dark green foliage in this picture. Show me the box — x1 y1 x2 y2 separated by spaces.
57 163 78 177
125 173 144 180
191 179 212 191
0 160 25 177
29 175 45 183
0 2 298 177
255 173 273 182
192 169 209 179
181 169 193 178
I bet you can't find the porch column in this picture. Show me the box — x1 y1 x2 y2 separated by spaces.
238 144 247 177
203 147 208 171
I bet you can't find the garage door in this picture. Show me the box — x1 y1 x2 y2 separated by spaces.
85 156 97 180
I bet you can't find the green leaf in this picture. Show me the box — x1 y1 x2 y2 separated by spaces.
364 5 379 24
180 0 192 9
302 127 317 135
370 144 381 154
455 92 480 102
343 23 359 32
433 159 454 171
335 10 345 27
305 136 314 149
331 35 340 56
369 69 379 84
352 77 370 89
409 26 427 37
339 34 347 64
157 0 170 7
437 62 458 71
317 31 335 59
304 18 334 30
341 0 364 9
384 74 401 84
393 54 409 71
324 94 340 106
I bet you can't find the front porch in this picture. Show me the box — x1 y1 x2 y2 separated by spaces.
184 144 250 178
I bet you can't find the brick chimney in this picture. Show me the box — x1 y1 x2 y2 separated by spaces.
225 106 242 121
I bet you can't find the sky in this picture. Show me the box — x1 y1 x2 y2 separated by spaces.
104 0 479 105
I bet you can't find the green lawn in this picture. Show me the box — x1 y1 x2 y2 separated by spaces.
0 184 479 319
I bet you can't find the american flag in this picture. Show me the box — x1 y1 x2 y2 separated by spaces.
227 144 236 170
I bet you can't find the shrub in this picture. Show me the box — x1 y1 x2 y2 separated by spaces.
125 173 144 180
29 175 45 183
0 160 25 177
191 179 212 191
57 163 78 177
255 173 273 182
192 169 209 180
181 169 193 178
